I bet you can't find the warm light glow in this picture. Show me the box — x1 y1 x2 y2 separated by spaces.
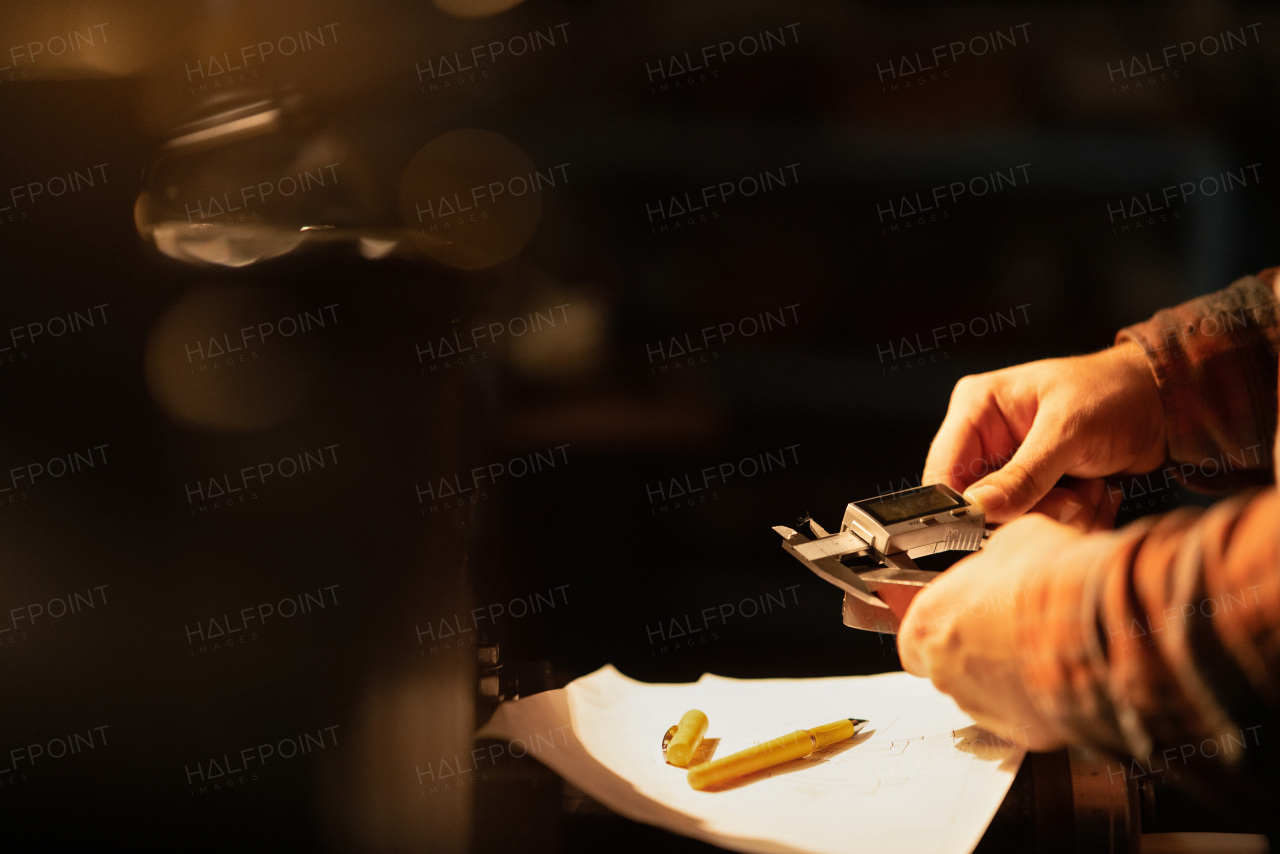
0 4 177 77
431 0 527 20
144 286 317 432
399 129 546 270
508 294 607 381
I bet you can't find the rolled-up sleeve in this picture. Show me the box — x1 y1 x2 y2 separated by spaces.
1116 269 1280 492
1019 269 1280 816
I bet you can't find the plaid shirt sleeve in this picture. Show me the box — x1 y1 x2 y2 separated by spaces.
1017 269 1280 816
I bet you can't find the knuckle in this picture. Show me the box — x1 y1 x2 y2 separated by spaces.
950 373 985 402
998 458 1052 500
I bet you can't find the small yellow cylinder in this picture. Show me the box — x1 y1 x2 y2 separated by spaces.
665 709 709 767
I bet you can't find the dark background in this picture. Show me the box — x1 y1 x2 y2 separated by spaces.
0 1 1276 851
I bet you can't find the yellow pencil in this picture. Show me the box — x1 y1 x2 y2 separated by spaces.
687 718 866 790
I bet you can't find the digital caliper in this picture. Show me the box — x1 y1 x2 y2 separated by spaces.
773 483 987 634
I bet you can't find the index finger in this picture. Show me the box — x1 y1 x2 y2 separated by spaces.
922 414 985 493
922 393 1020 494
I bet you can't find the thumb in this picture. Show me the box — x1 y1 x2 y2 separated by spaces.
962 419 1074 523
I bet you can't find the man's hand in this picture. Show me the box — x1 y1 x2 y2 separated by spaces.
922 342 1166 524
897 513 1088 751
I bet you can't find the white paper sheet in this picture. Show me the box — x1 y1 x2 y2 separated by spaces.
477 665 1024 854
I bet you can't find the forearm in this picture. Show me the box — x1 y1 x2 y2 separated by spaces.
1116 270 1280 492
1019 489 1280 815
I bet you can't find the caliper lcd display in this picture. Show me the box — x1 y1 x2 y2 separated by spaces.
857 485 963 525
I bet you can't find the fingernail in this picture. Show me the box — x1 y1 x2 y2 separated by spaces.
964 485 1005 516
1059 499 1083 525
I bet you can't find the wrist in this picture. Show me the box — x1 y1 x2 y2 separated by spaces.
1106 339 1168 471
